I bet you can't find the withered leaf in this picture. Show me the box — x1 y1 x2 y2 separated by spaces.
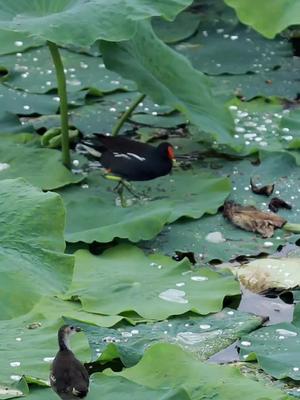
250 178 274 196
269 197 292 213
223 201 286 238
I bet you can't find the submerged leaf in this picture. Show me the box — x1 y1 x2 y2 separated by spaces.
223 201 286 238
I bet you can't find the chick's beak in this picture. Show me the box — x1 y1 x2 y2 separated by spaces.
75 327 81 333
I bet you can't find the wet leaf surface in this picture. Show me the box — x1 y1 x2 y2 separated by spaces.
66 308 263 366
117 343 291 400
239 302 300 380
59 169 230 243
143 152 300 263
65 245 240 319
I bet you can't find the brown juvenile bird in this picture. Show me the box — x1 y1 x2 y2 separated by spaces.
50 325 89 400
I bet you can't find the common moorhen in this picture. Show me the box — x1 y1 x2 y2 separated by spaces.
82 133 175 181
50 325 89 400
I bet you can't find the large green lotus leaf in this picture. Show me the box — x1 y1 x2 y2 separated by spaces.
130 112 186 128
69 101 131 136
280 108 300 150
152 11 200 43
142 213 291 264
69 92 173 134
0 46 135 94
234 258 300 293
26 374 191 400
225 0 300 39
0 178 74 319
0 134 83 190
100 21 235 144
32 92 173 135
65 245 239 319
59 169 231 243
175 23 292 75
171 0 296 101
0 111 30 133
0 30 44 55
210 60 300 101
143 152 300 263
116 343 291 400
38 297 124 327
0 84 58 115
60 173 171 243
66 308 262 366
0 0 192 49
223 98 296 155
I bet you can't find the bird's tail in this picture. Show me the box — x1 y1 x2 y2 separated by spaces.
76 133 108 157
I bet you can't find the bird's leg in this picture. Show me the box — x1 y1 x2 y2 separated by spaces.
104 174 141 200
115 181 127 207
121 180 141 198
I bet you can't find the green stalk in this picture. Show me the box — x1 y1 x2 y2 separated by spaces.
112 93 146 136
283 222 300 233
47 41 71 168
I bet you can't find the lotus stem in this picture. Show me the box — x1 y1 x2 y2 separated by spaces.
112 93 146 136
283 222 300 233
47 41 71 168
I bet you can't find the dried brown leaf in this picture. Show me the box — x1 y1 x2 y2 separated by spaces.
223 201 286 238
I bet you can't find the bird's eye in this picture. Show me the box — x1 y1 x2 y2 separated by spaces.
70 325 74 330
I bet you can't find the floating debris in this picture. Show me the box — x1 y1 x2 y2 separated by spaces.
250 178 274 196
269 197 292 213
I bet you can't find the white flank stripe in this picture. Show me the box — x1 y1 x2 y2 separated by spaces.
127 153 145 161
113 152 131 159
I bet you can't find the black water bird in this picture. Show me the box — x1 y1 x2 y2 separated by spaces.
50 325 89 400
82 133 175 181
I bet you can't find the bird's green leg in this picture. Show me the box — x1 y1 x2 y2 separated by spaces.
105 174 141 199
116 182 127 207
121 180 141 198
